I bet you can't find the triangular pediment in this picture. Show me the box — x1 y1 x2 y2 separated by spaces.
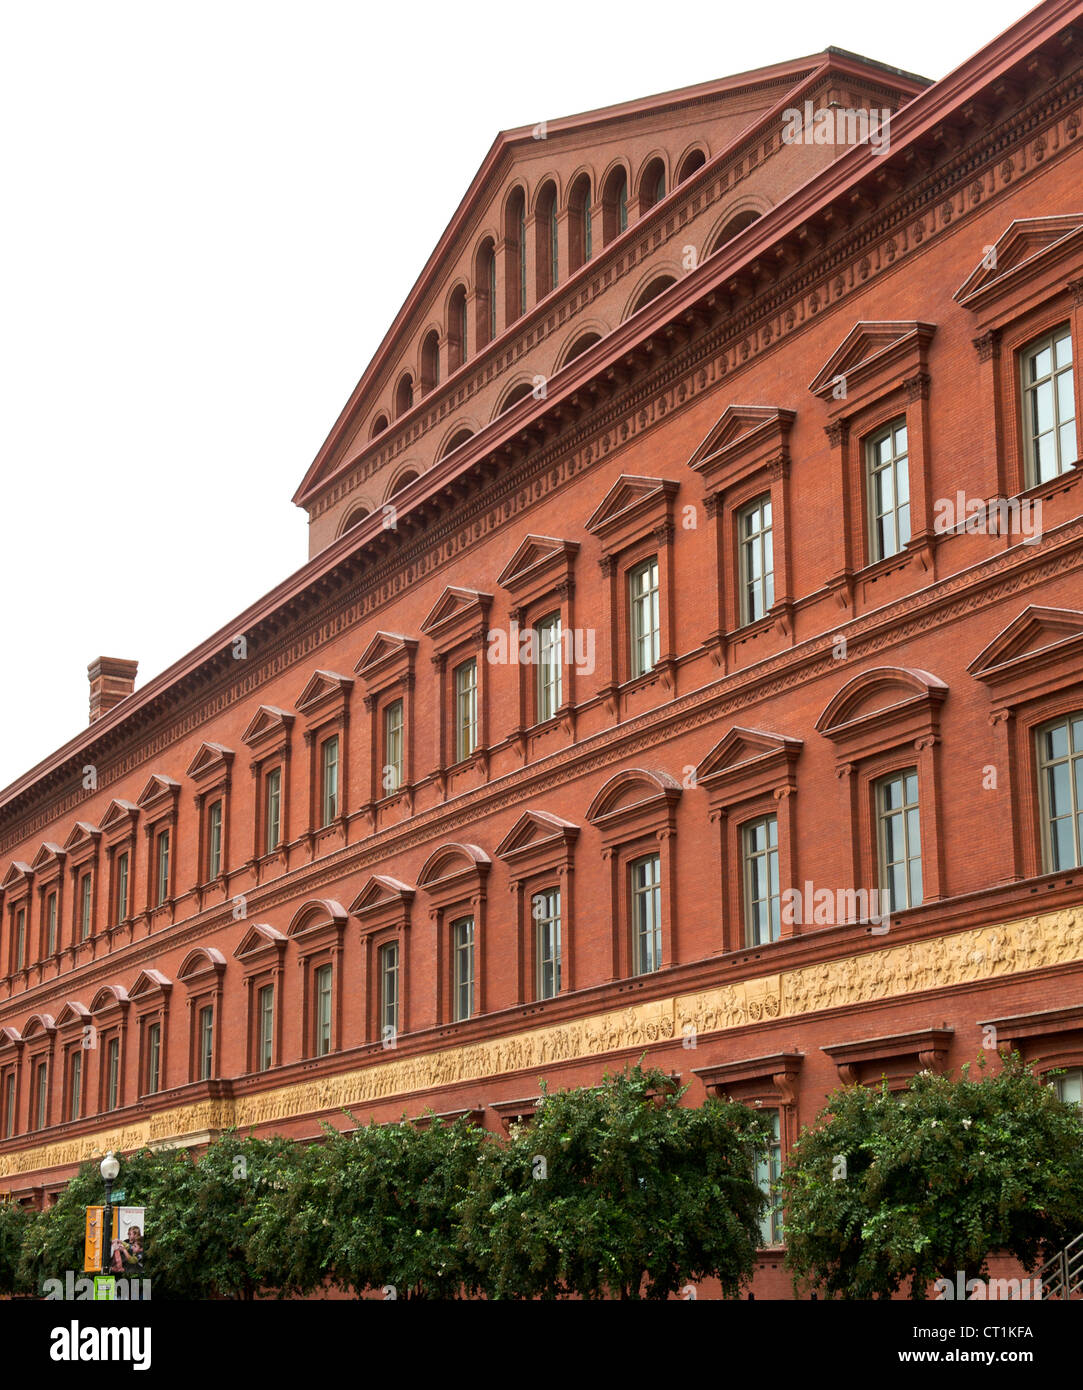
808 321 936 398
354 633 418 680
29 842 65 872
136 774 181 811
62 821 101 853
185 741 235 781
420 587 493 638
0 861 32 890
99 799 140 832
495 810 580 859
234 923 287 960
55 1000 92 1029
295 670 354 715
349 874 416 914
954 216 1083 304
967 606 1083 681
129 968 172 1000
497 536 579 590
585 476 675 535
697 727 803 781
687 406 796 473
241 705 295 748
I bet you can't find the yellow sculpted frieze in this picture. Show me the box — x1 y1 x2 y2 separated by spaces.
2 907 1079 1180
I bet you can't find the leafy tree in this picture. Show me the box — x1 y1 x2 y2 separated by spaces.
782 1053 1083 1299
462 1063 769 1300
313 1113 489 1299
0 1199 34 1296
17 1146 176 1295
245 1133 335 1298
149 1130 304 1299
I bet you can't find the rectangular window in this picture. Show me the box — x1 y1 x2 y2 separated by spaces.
867 419 911 562
198 1006 214 1080
15 907 26 971
630 854 662 975
756 1109 784 1246
35 1060 48 1131
156 829 171 906
536 614 563 723
321 736 340 826
315 964 332 1056
532 888 562 999
1037 713 1083 872
206 799 223 880
379 941 399 1039
739 496 774 624
452 916 474 1022
69 1050 82 1122
454 659 478 762
1054 1068 1083 1107
45 891 58 956
3 1071 14 1138
1022 326 1076 486
384 699 404 793
145 1021 161 1096
265 767 282 853
629 557 661 678
80 873 93 941
105 1037 120 1112
258 984 274 1071
877 770 923 911
115 851 129 924
743 815 780 946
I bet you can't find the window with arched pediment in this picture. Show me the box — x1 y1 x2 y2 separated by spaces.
418 844 490 1024
288 899 348 1058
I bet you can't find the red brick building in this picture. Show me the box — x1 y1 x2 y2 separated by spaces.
2 0 1082 1298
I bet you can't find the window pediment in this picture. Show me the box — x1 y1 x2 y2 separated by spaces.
584 476 678 558
62 822 101 863
55 1000 92 1032
185 742 235 784
696 727 802 806
90 984 129 1017
978 1005 1083 1074
953 215 1083 321
822 1027 953 1089
586 768 681 845
0 1025 23 1051
687 406 795 494
420 587 493 654
22 1012 56 1041
136 775 181 821
693 1050 803 1105
418 843 490 908
241 705 295 751
350 874 415 934
287 897 349 951
497 536 579 605
809 321 936 418
495 809 579 862
353 633 418 693
129 969 172 1003
29 842 65 875
178 947 227 990
295 670 354 723
234 923 287 963
1 860 33 892
967 605 1083 706
816 666 947 760
99 799 140 838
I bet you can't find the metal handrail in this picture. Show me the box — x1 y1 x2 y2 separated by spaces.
1037 1231 1083 1299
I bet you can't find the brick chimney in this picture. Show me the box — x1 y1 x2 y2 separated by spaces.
88 657 138 724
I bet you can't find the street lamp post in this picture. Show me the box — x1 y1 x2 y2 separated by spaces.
100 1151 120 1283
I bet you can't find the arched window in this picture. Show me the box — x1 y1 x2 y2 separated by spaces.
340 505 370 535
568 174 592 272
440 428 475 459
496 380 534 417
370 413 388 439
709 209 762 255
504 186 527 324
637 158 666 215
387 469 419 500
420 330 440 395
394 373 413 419
561 331 601 367
629 275 676 317
535 181 558 298
474 238 496 349
602 166 628 245
448 286 467 371
677 148 706 183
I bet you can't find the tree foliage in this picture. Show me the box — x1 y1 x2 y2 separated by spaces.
462 1063 769 1299
782 1053 1083 1299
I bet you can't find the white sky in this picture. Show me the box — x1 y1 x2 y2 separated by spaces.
0 0 1033 793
